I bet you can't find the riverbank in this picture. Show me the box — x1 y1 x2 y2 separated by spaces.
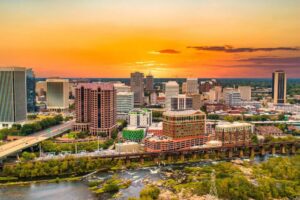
1 155 299 200
0 176 82 187
0 152 299 187
0 156 234 186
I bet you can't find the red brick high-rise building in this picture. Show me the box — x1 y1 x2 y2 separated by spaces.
73 83 117 138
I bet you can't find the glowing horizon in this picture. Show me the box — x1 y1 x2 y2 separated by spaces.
0 0 300 78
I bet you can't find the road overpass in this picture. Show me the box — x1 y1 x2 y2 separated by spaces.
0 120 74 161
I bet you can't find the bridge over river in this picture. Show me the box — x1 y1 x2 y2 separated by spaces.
34 141 299 165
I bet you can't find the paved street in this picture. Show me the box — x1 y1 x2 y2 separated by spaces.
0 120 75 160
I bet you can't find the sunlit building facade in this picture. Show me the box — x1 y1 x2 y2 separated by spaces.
73 83 117 138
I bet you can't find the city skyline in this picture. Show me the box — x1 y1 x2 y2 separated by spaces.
0 0 300 78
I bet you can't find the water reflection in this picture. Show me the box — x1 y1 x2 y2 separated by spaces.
0 182 97 200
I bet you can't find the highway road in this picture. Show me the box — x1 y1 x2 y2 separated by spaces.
0 120 75 160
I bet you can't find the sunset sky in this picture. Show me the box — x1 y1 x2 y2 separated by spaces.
0 0 300 78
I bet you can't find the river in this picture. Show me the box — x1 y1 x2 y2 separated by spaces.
0 154 281 200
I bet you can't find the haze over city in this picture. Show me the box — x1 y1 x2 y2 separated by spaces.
0 0 300 78
1 1 300 200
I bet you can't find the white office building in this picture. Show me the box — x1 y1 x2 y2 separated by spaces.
46 78 69 111
165 81 179 110
225 91 241 106
116 92 134 114
129 108 152 128
0 67 27 129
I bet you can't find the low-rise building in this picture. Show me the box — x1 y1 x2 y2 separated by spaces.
128 108 152 128
215 122 253 145
255 126 283 136
115 142 141 153
147 122 163 136
122 126 146 142
205 103 227 113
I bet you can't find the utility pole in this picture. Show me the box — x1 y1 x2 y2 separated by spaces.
97 132 100 151
209 169 218 198
39 143 42 157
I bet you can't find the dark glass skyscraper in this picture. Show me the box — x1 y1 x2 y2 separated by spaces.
26 69 36 112
272 70 287 104
130 72 144 106
145 73 154 92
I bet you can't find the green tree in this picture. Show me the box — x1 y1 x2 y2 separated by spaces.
140 186 160 200
111 129 118 140
20 152 36 161
207 114 219 120
102 182 120 193
278 114 285 121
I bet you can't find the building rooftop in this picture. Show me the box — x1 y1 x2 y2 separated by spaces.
46 78 69 83
129 108 151 114
146 135 172 142
187 78 198 81
115 142 139 146
216 122 252 128
149 122 163 130
117 92 134 95
0 67 26 71
164 109 204 116
124 126 146 131
76 82 114 90
114 83 129 87
165 81 179 86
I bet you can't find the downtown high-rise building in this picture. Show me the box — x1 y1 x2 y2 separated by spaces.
130 72 144 106
186 78 199 94
164 81 179 110
46 78 69 111
170 94 193 111
238 86 251 101
0 67 27 128
225 91 241 106
272 70 287 104
26 69 36 112
73 83 117 137
145 73 154 92
116 92 134 115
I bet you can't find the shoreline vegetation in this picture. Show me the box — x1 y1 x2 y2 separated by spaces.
0 152 299 185
0 155 299 199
